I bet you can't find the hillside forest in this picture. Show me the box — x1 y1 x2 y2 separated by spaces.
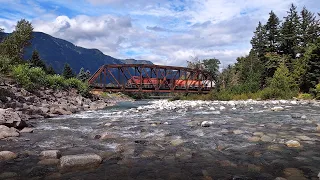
186 4 320 100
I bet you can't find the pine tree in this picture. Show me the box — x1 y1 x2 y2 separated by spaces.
30 50 46 70
62 63 74 79
251 22 268 57
299 7 318 54
46 65 56 75
280 4 300 58
265 11 281 53
305 38 320 90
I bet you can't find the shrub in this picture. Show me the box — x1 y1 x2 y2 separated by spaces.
297 93 313 100
46 74 66 89
316 83 320 100
0 55 12 74
12 64 46 90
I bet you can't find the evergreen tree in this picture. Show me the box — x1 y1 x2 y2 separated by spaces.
30 50 46 70
280 4 300 58
270 62 295 91
299 7 318 54
62 63 74 79
203 58 220 81
250 22 268 57
305 38 320 90
265 11 281 53
46 65 56 75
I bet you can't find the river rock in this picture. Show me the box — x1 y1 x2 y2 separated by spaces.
233 130 244 135
0 108 27 129
248 136 260 142
285 140 301 148
171 138 184 146
40 150 61 159
260 135 273 142
20 127 34 133
291 113 302 118
0 172 18 179
38 159 60 165
316 124 320 132
0 125 19 139
274 177 287 180
50 108 72 115
60 154 102 171
0 151 17 161
201 121 214 127
283 168 307 180
271 106 284 111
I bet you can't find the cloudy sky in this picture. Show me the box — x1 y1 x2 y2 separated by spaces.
0 0 319 67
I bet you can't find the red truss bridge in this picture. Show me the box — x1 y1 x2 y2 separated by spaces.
88 64 214 93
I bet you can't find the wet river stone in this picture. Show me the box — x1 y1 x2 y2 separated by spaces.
60 154 102 171
285 140 301 148
0 125 19 139
0 151 17 161
40 150 61 159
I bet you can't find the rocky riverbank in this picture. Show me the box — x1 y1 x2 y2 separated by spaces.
0 81 132 139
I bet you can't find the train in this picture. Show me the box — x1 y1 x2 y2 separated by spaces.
126 76 212 88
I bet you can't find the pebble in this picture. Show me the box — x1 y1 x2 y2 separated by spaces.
260 135 273 142
0 151 17 161
40 150 61 159
285 140 301 148
170 138 184 146
233 130 244 135
271 106 284 111
248 136 260 142
201 121 214 127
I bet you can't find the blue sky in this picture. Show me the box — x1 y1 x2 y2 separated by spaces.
0 0 319 67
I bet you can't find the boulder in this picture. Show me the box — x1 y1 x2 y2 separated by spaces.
40 150 61 159
0 108 27 129
0 151 17 161
200 121 214 127
271 106 284 111
0 125 19 139
50 108 72 115
20 127 34 133
60 154 102 171
285 140 301 148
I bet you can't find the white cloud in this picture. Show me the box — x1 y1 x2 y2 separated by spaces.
1 0 319 67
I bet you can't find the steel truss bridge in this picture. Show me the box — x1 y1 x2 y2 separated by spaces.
88 64 214 93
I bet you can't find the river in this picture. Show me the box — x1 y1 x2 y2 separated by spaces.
1 100 320 180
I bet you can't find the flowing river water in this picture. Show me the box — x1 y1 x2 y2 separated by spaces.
1 100 320 180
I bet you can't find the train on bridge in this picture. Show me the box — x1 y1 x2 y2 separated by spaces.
88 64 214 93
126 76 212 89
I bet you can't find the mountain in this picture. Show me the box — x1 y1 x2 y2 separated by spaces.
0 32 153 74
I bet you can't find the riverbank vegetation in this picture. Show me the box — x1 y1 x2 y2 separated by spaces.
0 20 91 97
183 4 320 101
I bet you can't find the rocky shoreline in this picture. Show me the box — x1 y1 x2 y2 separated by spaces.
0 82 132 139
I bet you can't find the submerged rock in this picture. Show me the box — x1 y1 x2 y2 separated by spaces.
285 140 301 148
0 151 17 161
201 121 214 127
38 159 60 165
40 150 61 159
260 135 273 142
0 172 18 179
170 138 184 146
60 154 102 171
283 168 307 180
271 106 284 111
233 130 244 135
0 125 19 139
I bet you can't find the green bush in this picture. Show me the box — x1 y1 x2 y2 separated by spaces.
12 64 47 90
259 87 297 100
46 75 66 89
297 93 313 100
316 83 320 99
0 55 13 74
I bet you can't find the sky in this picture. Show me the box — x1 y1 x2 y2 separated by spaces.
0 0 319 67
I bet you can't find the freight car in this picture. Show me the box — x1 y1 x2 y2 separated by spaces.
126 76 207 89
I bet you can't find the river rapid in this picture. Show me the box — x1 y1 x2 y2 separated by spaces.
1 100 320 180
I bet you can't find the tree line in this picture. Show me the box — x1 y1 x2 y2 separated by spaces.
189 4 320 100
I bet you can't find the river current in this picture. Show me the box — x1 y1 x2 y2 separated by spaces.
1 100 320 180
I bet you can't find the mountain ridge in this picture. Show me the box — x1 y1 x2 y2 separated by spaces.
0 31 153 74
